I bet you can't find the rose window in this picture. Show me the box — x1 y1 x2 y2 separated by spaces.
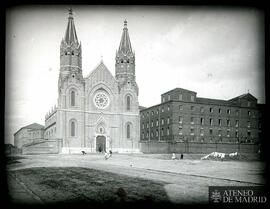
94 92 110 109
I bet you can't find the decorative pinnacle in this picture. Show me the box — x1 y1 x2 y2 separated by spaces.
124 19 127 28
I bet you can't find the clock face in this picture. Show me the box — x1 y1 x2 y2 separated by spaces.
93 92 110 109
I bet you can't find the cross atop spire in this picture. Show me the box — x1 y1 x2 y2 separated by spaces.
64 8 78 44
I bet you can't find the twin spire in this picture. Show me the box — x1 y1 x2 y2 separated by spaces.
63 9 132 54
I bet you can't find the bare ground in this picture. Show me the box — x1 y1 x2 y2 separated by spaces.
9 167 169 204
6 153 266 204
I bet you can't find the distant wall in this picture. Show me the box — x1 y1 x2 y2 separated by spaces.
5 147 22 155
140 141 259 154
22 139 63 155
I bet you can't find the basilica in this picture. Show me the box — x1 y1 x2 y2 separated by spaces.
14 9 263 155
42 9 140 153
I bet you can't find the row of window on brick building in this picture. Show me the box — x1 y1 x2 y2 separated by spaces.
28 131 42 138
162 93 253 107
142 117 254 129
162 94 195 102
141 105 254 118
45 127 56 138
141 128 252 140
142 127 170 140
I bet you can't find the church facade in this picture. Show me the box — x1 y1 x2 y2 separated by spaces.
15 10 264 155
44 10 140 153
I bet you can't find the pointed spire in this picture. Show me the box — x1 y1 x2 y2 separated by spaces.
64 8 78 44
118 19 132 54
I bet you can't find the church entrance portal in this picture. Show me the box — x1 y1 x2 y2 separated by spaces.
96 135 106 152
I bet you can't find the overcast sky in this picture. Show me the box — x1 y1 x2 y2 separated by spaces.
5 5 265 144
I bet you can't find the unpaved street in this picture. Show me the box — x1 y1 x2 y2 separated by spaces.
7 154 266 203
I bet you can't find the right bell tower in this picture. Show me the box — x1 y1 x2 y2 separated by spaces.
115 20 138 95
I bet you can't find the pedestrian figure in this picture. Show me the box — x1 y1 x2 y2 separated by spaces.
172 153 176 160
104 150 112 160
180 153 184 159
104 152 108 159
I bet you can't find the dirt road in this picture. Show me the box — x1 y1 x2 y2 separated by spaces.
7 154 266 203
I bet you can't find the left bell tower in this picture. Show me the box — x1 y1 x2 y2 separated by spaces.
59 8 82 84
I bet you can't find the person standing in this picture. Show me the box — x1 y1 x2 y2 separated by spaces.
180 153 184 159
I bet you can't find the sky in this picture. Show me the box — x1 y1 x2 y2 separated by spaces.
5 5 265 145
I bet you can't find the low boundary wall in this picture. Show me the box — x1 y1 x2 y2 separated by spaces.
140 141 259 154
22 139 63 154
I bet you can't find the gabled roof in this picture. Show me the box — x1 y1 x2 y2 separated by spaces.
23 123 44 130
196 97 229 106
14 123 44 136
85 61 119 94
139 106 147 111
64 8 78 44
118 20 133 54
86 61 114 79
161 87 197 96
228 93 257 102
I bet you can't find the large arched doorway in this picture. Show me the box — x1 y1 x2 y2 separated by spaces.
96 135 106 152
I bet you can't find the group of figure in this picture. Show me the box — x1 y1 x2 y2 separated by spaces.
172 153 184 160
104 150 112 160
97 146 112 160
81 147 113 160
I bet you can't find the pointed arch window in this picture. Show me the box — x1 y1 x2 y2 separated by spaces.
70 120 76 137
127 124 131 139
127 96 131 111
71 90 76 107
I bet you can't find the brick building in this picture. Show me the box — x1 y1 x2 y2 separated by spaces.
140 88 263 152
14 123 44 149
